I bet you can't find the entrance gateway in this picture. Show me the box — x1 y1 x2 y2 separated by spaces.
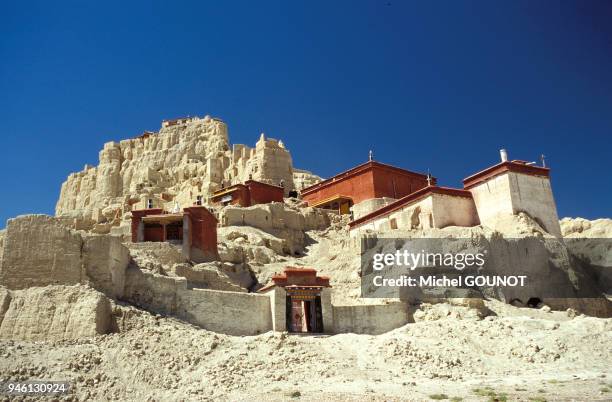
285 286 324 333
258 267 332 334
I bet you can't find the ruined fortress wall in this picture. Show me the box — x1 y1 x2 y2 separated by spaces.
332 303 412 335
83 234 130 299
176 288 272 336
0 285 112 341
220 202 330 233
55 117 321 234
123 268 272 335
219 203 331 254
123 268 186 315
0 215 84 289
0 215 130 297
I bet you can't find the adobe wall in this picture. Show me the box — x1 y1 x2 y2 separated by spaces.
351 197 396 220
430 193 479 228
82 233 130 299
235 186 251 207
332 302 413 334
350 196 434 236
507 172 561 237
0 230 5 273
268 287 287 331
0 215 84 289
469 172 561 237
228 135 295 195
0 285 112 341
123 268 273 335
468 174 515 228
177 288 272 335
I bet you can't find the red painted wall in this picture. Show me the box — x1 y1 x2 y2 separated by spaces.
211 185 250 207
185 206 218 259
131 207 218 261
301 170 376 205
131 209 163 242
372 168 429 199
231 186 251 207
144 225 164 242
246 181 284 205
302 162 431 206
211 181 284 207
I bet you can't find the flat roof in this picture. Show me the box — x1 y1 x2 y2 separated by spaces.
348 186 472 230
463 161 550 189
211 179 284 199
300 161 432 196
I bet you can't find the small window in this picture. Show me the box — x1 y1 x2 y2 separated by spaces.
196 195 203 206
147 199 153 209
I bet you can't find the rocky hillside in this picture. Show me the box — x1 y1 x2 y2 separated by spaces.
55 116 321 232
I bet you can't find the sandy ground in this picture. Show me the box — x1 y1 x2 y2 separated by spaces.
1 300 610 402
1 216 610 401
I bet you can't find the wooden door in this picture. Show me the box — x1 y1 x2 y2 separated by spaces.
290 300 307 332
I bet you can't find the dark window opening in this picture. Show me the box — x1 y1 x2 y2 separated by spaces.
527 297 542 308
166 222 183 241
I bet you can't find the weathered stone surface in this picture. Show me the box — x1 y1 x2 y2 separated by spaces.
218 202 331 254
174 262 247 292
123 268 187 315
0 215 83 289
292 168 322 191
0 215 130 298
82 234 130 298
127 242 189 275
559 217 612 298
121 266 271 335
55 116 321 232
358 218 611 316
0 285 112 341
0 287 10 325
0 229 5 271
561 217 612 238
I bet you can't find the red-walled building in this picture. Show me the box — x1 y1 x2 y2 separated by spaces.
300 161 434 214
131 206 218 262
210 180 284 207
258 267 331 333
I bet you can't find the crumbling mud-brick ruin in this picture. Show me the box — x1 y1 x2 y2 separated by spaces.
1 113 611 401
1 114 610 340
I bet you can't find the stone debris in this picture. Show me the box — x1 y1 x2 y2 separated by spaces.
0 299 609 401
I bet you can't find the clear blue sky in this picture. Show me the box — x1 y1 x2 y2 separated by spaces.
1 1 611 228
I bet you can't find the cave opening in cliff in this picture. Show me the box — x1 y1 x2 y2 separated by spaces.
527 297 543 308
